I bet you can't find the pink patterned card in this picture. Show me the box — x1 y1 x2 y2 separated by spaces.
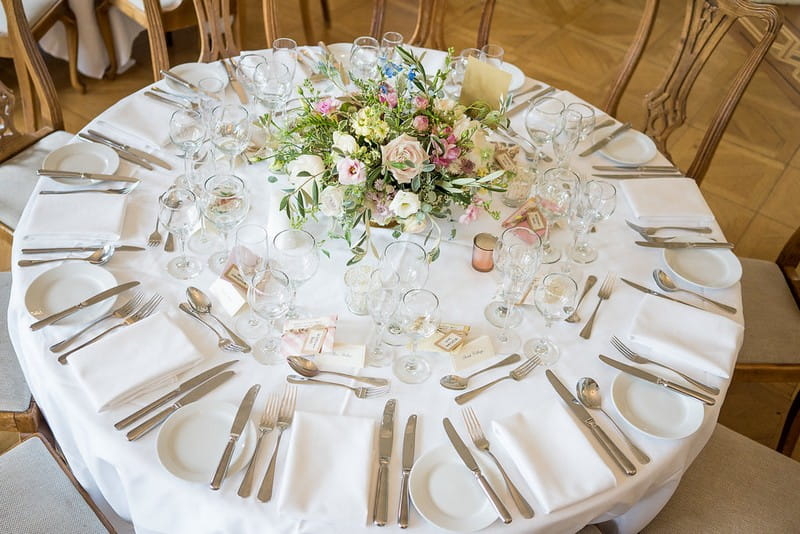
281 315 338 357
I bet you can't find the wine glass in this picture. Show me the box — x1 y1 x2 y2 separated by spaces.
158 187 202 279
366 270 401 367
253 61 292 150
186 158 222 254
480 44 504 67
524 96 565 163
444 48 480 98
552 109 582 168
204 174 249 274
234 224 270 339
272 37 298 80
211 104 250 171
235 53 267 108
494 243 540 353
271 229 320 319
485 226 542 328
379 31 403 66
567 102 596 141
523 273 578 365
536 167 581 264
380 240 429 291
570 180 617 264
350 36 380 81
169 109 205 188
197 77 225 127
393 289 440 384
250 269 291 365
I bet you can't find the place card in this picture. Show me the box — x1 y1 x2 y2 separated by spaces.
207 278 246 317
316 343 367 369
410 322 471 355
460 56 512 110
282 315 337 356
450 335 496 372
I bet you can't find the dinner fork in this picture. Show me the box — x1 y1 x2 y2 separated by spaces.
579 274 615 340
285 375 390 399
462 407 534 518
455 355 541 404
147 216 162 247
257 385 298 502
610 336 720 395
625 220 713 237
39 187 135 195
58 294 163 364
238 394 279 498
49 292 145 353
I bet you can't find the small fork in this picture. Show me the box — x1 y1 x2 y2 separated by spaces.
285 375 390 399
49 292 145 353
257 385 298 502
455 355 541 404
610 336 720 395
579 274 615 340
462 407 534 518
238 394 279 498
625 220 713 237
147 215 162 247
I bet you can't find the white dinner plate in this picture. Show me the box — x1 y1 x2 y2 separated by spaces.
165 62 229 95
501 62 525 92
598 130 657 166
24 263 118 325
157 400 256 483
42 143 119 185
611 372 704 440
663 236 742 289
409 444 501 532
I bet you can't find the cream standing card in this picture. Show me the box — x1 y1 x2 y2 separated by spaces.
460 56 513 110
450 335 496 372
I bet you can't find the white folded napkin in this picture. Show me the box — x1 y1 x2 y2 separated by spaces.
69 313 203 412
628 294 743 379
621 178 715 226
100 92 173 147
277 411 376 526
23 193 126 243
492 404 617 514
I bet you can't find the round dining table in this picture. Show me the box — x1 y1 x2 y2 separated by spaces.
7 46 744 534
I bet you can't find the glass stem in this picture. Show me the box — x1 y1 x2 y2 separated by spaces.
370 321 387 354
177 231 187 266
543 219 553 253
498 297 515 342
246 282 258 326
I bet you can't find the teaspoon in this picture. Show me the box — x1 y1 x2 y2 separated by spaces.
440 353 521 390
179 303 243 352
287 356 389 387
186 287 252 352
652 269 737 314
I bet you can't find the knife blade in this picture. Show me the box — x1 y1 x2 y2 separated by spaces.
30 281 140 331
114 360 238 430
635 240 734 249
87 129 172 170
318 41 350 84
598 355 716 405
442 418 512 523
592 173 683 179
545 370 637 476
78 132 154 170
619 277 703 310
506 85 555 115
126 370 236 441
592 165 679 171
398 414 417 528
222 59 249 105
373 398 397 526
37 169 140 184
579 122 632 157
22 245 145 254
160 69 199 92
144 90 191 110
211 383 261 490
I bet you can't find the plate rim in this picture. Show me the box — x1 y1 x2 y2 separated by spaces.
501 62 525 92
24 263 118 323
598 129 657 166
164 62 229 94
42 142 120 184
662 236 742 290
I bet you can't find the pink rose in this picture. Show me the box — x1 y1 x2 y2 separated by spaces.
336 157 366 185
314 97 340 115
381 134 428 184
432 134 460 167
379 84 398 108
413 95 429 110
412 115 429 132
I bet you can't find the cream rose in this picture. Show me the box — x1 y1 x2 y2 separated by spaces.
381 134 428 184
389 191 421 219
332 131 358 157
319 186 345 217
287 154 325 193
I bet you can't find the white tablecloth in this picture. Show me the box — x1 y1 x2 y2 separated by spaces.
6 48 744 534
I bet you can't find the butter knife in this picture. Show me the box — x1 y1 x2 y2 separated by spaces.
78 132 154 170
211 384 261 490
222 59 249 105
37 169 140 184
635 240 734 249
599 355 716 405
30 281 140 331
398 414 417 529
373 398 396 526
22 245 144 254
579 122 632 157
160 69 199 92
619 278 703 310
87 130 172 170
545 370 637 476
506 85 555 115
144 90 191 110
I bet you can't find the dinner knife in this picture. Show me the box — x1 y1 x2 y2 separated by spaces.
222 59 249 105
37 169 140 184
506 85 555 115
144 90 191 110
114 360 238 430
29 281 140 331
545 370 637 476
373 398 397 526
22 245 145 254
398 414 417 529
592 173 683 179
592 165 679 172
87 129 172 170
160 69 199 92
619 278 703 310
635 240 734 249
211 383 261 490
598 355 716 405
78 132 154 170
126 370 235 441
579 122 632 157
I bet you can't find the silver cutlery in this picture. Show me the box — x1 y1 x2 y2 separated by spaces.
147 216 162 247
114 360 239 430
186 287 252 353
653 269 736 314
238 394 278 498
579 122 632 157
126 370 235 440
178 303 248 352
287 355 389 386
151 85 198 104
506 85 555 115
58 294 163 364
211 384 261 490
144 90 192 110
285 375 390 398
440 353 521 390
455 355 540 404
442 418 512 524
147 89 201 113
37 169 140 184
619 277 702 310
599 355 715 405
625 220 713 236
546 370 637 475
40 186 135 195
462 407 534 518
50 292 144 352
610 336 720 396
78 132 154 170
398 414 417 529
257 384 298 502
22 245 144 254
635 240 734 249
160 69 200 92
373 399 396 526
590 118 616 133
593 165 679 172
164 232 175 252
579 274 615 340
222 58 249 105
18 245 115 267
30 280 140 331
592 173 683 179
565 275 598 323
495 126 553 163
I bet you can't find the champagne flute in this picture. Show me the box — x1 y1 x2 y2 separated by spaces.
250 269 291 365
158 187 202 279
253 61 292 153
523 273 578 365
197 77 225 127
524 96 565 163
567 102 596 141
235 53 267 109
393 289 440 384
552 108 582 168
570 180 616 264
271 229 320 319
204 174 249 274
169 109 205 188
272 37 298 80
536 167 581 264
350 36 380 81
494 243 540 352
234 224 270 339
485 226 542 328
211 104 250 171
366 270 400 367
379 31 403 66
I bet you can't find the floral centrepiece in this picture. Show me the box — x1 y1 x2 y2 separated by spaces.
271 48 509 263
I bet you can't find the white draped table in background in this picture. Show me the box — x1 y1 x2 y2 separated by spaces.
7 47 744 534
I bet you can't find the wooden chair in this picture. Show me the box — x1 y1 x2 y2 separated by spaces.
601 0 783 184
369 0 496 50
777 385 800 456
263 0 331 46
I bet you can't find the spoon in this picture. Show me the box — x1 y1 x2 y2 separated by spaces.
17 245 114 267
440 353 521 390
186 287 252 352
565 275 597 323
652 269 737 314
179 303 244 352
576 377 650 464
287 356 389 387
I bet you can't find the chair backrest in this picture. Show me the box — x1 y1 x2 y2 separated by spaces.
602 0 782 183
192 0 240 62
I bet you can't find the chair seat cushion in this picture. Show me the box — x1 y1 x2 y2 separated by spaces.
643 424 800 532
0 436 108 533
127 0 185 15
0 0 61 36
0 271 30 412
737 257 800 365
0 129 72 230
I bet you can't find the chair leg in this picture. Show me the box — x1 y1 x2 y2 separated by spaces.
777 386 800 457
62 16 86 93
320 0 331 28
96 0 117 80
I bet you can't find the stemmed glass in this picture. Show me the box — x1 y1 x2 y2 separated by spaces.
379 31 403 66
169 109 205 188
250 269 291 365
272 37 298 80
187 159 221 254
394 289 440 384
158 187 202 279
204 174 249 274
444 48 480 98
536 167 581 264
380 240 429 291
524 97 565 163
366 270 401 367
567 102 596 141
235 54 267 109
480 44 504 67
350 36 380 81
234 224 270 339
494 243 540 353
485 226 542 328
253 61 292 152
570 180 617 264
211 104 250 171
271 229 320 319
523 273 578 365
552 109 582 168
197 77 226 127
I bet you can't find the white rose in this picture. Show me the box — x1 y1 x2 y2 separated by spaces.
319 186 344 217
452 116 473 140
433 97 456 113
287 154 325 193
332 132 358 158
389 191 421 219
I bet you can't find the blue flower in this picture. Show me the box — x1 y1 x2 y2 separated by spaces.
407 69 417 81
382 62 400 78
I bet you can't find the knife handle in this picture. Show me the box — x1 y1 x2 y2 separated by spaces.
126 405 176 441
398 471 410 528
30 302 82 330
210 437 237 490
115 390 179 430
664 381 716 405
373 461 389 526
20 257 85 268
454 376 511 405
475 473 512 524
588 421 637 476
257 428 286 502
